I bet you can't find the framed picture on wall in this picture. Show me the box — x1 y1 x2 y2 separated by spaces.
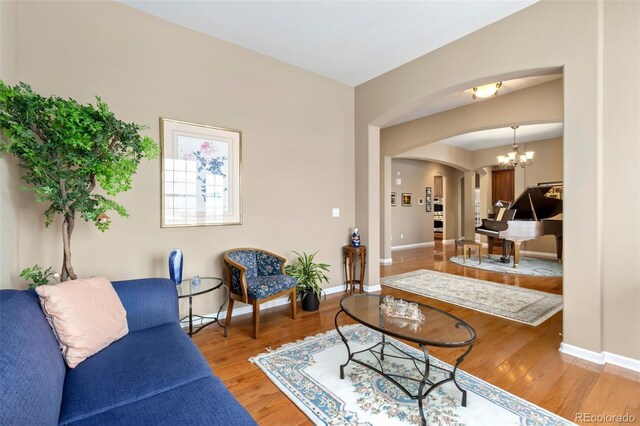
426 204 432 212
391 192 397 206
426 196 432 203
160 118 242 227
418 198 424 205
426 186 432 196
401 193 412 206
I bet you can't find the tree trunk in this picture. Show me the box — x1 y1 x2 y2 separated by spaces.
61 213 77 281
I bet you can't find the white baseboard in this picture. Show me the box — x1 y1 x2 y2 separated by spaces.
391 242 434 251
560 343 640 372
182 284 380 328
559 343 605 364
380 258 393 265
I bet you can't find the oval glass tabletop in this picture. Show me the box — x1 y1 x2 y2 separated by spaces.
340 294 476 347
176 277 223 298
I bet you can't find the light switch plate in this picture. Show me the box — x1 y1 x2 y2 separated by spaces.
332 208 340 217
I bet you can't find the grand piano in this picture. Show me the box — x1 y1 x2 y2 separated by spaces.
475 183 563 268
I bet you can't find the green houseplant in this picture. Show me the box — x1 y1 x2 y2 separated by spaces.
0 81 158 281
285 251 330 312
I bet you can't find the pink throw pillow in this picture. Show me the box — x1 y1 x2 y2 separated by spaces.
35 276 128 368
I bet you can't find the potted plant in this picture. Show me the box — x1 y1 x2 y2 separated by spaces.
0 81 158 281
285 251 330 312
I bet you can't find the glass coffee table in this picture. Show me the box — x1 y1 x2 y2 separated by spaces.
335 294 476 426
177 277 228 337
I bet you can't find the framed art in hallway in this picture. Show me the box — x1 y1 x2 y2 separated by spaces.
426 204 432 212
401 193 412 206
160 118 242 227
391 192 397 206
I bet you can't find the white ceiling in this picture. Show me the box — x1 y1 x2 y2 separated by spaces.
120 0 537 87
439 122 564 151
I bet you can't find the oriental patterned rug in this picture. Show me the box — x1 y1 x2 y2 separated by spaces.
250 325 575 426
381 269 562 326
449 255 562 277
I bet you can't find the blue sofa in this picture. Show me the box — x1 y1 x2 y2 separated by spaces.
0 278 256 426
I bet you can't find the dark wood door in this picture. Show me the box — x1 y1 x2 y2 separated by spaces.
492 169 515 204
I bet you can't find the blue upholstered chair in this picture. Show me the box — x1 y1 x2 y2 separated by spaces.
223 248 297 339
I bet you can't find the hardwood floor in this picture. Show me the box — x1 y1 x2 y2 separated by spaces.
194 241 638 425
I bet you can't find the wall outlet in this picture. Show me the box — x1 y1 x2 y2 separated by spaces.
332 208 340 217
400 233 404 239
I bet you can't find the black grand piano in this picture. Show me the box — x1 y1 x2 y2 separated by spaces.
475 183 563 268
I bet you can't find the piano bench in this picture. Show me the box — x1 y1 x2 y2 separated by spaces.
455 239 482 264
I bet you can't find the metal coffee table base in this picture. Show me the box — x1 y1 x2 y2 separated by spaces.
335 310 473 426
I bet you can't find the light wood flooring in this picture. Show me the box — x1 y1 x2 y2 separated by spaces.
194 241 639 425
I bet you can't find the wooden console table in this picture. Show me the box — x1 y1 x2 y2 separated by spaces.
343 245 366 294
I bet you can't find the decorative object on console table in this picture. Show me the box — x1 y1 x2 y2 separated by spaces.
343 245 367 294
401 193 412 206
351 227 361 247
168 249 183 285
160 118 242 227
0 81 158 281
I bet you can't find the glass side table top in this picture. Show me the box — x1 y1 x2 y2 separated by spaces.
340 294 476 347
176 277 223 298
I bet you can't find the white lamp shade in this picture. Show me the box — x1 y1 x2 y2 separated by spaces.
519 154 527 163
525 151 534 160
507 152 517 161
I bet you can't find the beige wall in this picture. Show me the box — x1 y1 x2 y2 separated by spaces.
602 1 640 360
356 0 640 361
381 78 563 158
1 2 355 320
389 159 461 247
0 0 18 291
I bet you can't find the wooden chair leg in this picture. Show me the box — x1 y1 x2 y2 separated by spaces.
252 300 260 339
225 298 234 329
290 289 297 319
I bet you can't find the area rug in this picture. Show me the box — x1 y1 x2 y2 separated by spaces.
381 269 562 326
250 325 575 426
449 255 562 277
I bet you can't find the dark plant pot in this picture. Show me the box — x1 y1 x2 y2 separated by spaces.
301 292 320 312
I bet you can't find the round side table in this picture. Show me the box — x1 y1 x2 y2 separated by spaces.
343 245 366 294
177 277 228 337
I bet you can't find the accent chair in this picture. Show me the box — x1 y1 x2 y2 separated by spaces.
223 248 297 339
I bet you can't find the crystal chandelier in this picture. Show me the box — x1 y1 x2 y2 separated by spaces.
497 126 534 168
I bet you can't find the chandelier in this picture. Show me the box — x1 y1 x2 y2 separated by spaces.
497 126 534 168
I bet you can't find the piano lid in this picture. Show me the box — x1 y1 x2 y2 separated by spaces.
511 183 563 220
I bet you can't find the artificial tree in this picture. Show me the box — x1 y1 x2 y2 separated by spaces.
0 81 158 281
